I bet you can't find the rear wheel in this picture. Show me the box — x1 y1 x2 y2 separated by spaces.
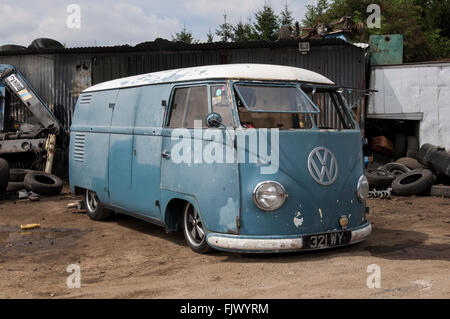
183 203 211 253
84 190 111 221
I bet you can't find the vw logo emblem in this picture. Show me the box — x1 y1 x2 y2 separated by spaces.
308 147 338 186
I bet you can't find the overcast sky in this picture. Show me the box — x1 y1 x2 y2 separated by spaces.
0 0 314 48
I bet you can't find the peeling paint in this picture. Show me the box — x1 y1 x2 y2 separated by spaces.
293 211 304 228
218 197 238 233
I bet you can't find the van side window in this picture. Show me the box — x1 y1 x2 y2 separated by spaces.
167 86 208 128
210 85 233 127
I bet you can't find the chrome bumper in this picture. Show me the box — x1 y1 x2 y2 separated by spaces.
206 223 372 253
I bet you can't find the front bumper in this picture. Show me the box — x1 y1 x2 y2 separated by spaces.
206 222 372 253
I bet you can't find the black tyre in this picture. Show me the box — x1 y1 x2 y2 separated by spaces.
0 159 10 193
417 144 435 165
28 38 64 50
365 169 395 189
393 133 406 159
23 172 63 196
381 162 411 177
84 190 112 221
183 202 211 253
406 136 419 158
427 147 450 177
430 185 450 198
0 45 26 52
6 182 26 192
9 169 35 182
396 157 427 170
392 169 435 196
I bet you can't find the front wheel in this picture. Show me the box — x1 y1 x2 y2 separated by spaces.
84 190 111 221
183 203 211 253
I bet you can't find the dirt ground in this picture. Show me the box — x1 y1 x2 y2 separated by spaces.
0 187 449 299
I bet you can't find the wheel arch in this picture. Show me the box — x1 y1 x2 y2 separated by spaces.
162 192 202 232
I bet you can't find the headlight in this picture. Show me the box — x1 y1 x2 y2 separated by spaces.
253 181 287 211
357 175 369 202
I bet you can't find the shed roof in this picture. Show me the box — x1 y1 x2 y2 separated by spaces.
83 63 335 92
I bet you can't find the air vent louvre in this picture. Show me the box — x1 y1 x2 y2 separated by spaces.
79 94 93 105
73 133 86 162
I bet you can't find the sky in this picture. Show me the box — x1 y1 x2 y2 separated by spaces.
0 0 315 48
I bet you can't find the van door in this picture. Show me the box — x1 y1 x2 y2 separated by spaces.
160 84 241 234
108 87 140 209
128 85 169 220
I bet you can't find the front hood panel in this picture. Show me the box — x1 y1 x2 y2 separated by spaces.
237 129 366 236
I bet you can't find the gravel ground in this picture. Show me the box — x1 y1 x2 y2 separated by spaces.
0 188 449 299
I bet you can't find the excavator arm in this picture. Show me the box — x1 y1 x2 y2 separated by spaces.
0 64 62 134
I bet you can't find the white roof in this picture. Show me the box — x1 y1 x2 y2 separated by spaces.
84 63 334 92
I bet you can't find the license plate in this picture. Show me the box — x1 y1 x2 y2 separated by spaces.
303 231 351 249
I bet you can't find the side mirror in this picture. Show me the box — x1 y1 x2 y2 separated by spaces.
205 112 222 128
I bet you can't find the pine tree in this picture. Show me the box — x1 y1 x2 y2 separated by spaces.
172 24 197 44
279 2 294 26
232 19 255 42
253 4 280 41
302 0 329 27
206 29 214 43
215 12 233 42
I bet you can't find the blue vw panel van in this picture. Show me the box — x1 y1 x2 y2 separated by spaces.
70 64 371 253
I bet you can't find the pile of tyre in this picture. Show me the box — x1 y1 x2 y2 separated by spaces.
0 159 63 196
366 143 450 197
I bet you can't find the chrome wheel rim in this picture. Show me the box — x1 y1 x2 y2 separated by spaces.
86 190 99 212
184 203 205 247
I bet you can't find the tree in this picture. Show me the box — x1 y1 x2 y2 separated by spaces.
215 12 233 42
301 0 329 27
253 4 280 41
321 0 450 62
414 0 450 60
172 24 197 44
279 2 294 26
232 19 255 42
206 29 214 43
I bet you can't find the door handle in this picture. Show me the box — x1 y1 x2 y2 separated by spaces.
162 150 171 159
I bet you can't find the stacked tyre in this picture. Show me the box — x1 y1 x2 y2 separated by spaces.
416 143 450 198
365 143 450 198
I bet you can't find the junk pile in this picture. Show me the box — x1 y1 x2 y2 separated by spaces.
279 16 364 41
366 139 450 198
0 158 63 200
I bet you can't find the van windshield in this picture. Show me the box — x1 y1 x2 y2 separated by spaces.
233 83 356 130
235 83 319 113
